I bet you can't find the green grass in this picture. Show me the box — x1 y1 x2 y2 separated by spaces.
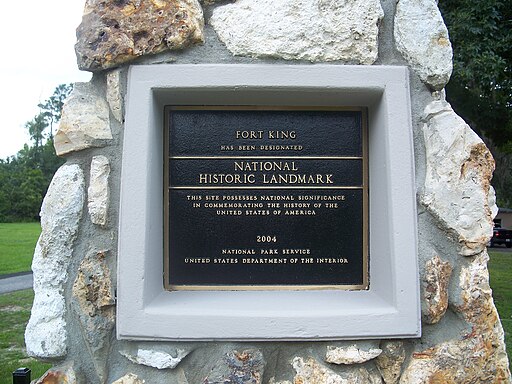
0 222 40 275
488 250 512 362
0 290 51 383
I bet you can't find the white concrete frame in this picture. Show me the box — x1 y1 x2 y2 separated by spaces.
118 64 420 340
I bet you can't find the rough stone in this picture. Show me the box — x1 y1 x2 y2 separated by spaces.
268 379 292 384
210 0 383 64
203 349 265 384
112 373 146 384
489 186 499 219
422 255 453 324
121 348 189 369
421 100 496 256
72 250 115 381
375 341 406 384
292 357 382 384
325 344 382 365
394 0 453 90
400 251 511 383
76 0 204 71
25 164 85 359
35 362 77 384
107 70 124 122
88 155 111 226
54 82 112 156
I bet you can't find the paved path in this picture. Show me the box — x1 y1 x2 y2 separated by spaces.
0 272 33 294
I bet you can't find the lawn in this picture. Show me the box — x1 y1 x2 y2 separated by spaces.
0 222 40 275
0 290 51 383
488 250 512 362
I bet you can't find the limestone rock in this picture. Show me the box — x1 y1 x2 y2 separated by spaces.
121 348 189 369
400 336 510 383
88 155 111 226
421 100 495 256
25 164 85 359
112 373 146 384
107 70 124 122
489 186 499 219
400 251 511 383
54 83 112 156
455 251 505 332
203 349 265 384
375 341 405 384
35 362 77 384
210 0 383 64
268 379 292 384
76 0 204 71
292 357 382 384
325 344 382 365
72 250 115 381
394 0 453 90
422 255 453 324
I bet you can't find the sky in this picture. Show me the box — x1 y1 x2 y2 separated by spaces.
0 1 92 159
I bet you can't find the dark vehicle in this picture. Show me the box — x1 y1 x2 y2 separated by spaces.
490 226 512 248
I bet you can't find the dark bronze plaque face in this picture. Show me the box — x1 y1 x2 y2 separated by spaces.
164 107 368 290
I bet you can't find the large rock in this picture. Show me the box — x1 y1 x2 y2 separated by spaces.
325 344 382 365
34 362 77 384
400 251 511 383
203 349 265 384
375 341 405 384
54 83 112 156
88 155 111 227
394 0 453 90
292 357 382 384
422 255 453 324
421 100 496 256
76 0 204 71
121 348 189 369
112 373 146 384
268 379 291 384
25 164 85 359
210 0 383 64
72 250 116 382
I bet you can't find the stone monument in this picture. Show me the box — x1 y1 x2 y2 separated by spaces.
25 0 510 383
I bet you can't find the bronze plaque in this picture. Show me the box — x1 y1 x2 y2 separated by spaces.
164 107 368 290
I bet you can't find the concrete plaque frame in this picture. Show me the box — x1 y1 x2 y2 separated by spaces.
118 64 420 340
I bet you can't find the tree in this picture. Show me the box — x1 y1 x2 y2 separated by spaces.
24 113 48 162
439 0 511 149
439 0 512 206
38 84 72 139
0 84 70 222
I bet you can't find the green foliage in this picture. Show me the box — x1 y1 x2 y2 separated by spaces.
439 0 512 149
439 0 512 207
0 85 69 222
38 84 72 139
0 223 41 275
0 290 52 383
24 113 47 155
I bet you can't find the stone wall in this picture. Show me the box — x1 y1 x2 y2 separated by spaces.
26 0 511 383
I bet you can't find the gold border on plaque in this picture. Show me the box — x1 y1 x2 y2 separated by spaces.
164 106 369 291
